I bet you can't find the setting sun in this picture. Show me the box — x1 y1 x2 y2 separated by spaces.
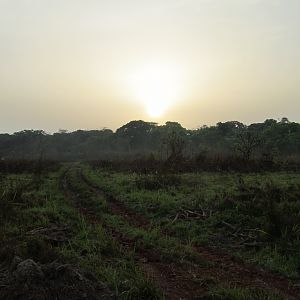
128 64 184 118
1 1 300 298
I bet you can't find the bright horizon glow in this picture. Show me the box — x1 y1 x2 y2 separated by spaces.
128 64 184 118
0 1 299 132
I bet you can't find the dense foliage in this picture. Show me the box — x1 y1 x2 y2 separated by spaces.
0 118 299 161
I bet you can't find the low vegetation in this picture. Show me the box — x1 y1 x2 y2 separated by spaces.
84 165 300 278
0 159 299 299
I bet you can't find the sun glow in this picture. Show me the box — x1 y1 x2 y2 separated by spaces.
129 63 184 118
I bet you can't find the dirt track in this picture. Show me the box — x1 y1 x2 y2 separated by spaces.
62 166 300 300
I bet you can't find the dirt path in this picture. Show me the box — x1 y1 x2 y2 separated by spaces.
79 169 151 229
62 168 208 299
78 167 300 300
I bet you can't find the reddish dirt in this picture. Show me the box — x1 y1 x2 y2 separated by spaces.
63 168 300 300
139 262 207 300
194 246 300 299
62 170 206 299
79 169 150 229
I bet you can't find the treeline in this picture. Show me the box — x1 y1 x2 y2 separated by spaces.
0 118 299 162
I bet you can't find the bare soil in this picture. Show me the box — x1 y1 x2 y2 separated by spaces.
62 167 300 299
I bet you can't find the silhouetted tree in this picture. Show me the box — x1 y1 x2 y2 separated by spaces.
0 118 298 160
235 130 262 160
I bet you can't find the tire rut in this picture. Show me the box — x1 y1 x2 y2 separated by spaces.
79 167 300 300
61 168 207 300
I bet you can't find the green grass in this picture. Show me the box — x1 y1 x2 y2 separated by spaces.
1 163 298 299
0 167 162 299
83 165 300 278
67 167 210 267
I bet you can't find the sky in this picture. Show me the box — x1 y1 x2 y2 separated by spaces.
0 0 299 133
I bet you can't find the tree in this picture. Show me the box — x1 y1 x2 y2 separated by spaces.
162 122 186 161
116 120 157 152
235 130 262 160
167 130 185 161
217 121 245 136
280 117 290 124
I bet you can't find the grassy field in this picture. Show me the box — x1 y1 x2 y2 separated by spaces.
0 162 299 299
83 167 300 277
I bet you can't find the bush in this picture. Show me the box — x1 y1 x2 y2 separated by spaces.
135 173 181 190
